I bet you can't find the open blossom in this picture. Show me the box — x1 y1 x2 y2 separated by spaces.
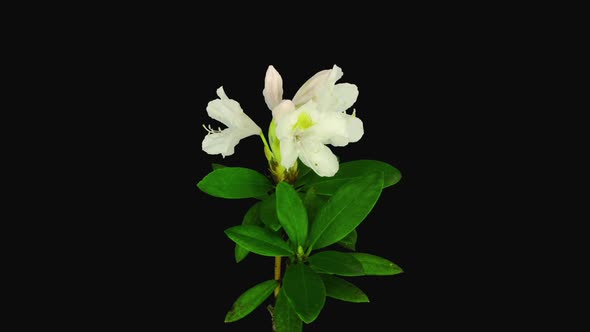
202 87 261 157
264 65 363 177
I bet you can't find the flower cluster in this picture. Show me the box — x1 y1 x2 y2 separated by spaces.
202 65 363 178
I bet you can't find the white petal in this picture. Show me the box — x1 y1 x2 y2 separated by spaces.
313 65 350 113
238 113 263 137
279 137 298 169
207 87 244 127
326 64 344 86
207 87 261 134
202 128 240 157
216 86 229 99
275 107 301 141
292 69 330 106
306 114 344 145
271 100 295 122
333 83 359 112
263 65 283 110
345 112 364 143
306 111 363 147
298 139 339 177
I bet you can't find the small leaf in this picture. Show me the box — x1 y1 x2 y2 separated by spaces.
276 182 308 247
308 251 364 276
308 173 384 250
338 229 357 251
211 163 227 170
235 202 263 263
274 289 302 332
301 160 401 195
260 194 282 231
197 167 273 199
225 225 293 257
320 274 369 303
234 245 250 264
282 263 326 324
349 253 403 276
302 188 328 223
224 279 278 323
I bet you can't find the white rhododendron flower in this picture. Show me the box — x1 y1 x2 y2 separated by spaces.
202 87 261 157
263 65 364 177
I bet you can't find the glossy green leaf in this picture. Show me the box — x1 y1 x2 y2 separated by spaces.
282 263 326 324
308 251 364 276
302 188 328 223
320 274 369 303
308 173 384 250
225 225 293 257
235 202 263 263
260 194 282 231
296 161 312 182
211 163 226 170
197 167 273 199
276 182 308 246
301 160 401 195
350 253 403 276
338 229 358 251
224 279 278 323
274 289 302 332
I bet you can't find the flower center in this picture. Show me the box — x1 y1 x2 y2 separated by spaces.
293 112 314 131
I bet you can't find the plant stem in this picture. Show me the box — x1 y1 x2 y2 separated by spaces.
260 131 274 161
274 256 281 297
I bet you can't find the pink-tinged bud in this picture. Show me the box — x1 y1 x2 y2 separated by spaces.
263 65 283 110
292 69 331 106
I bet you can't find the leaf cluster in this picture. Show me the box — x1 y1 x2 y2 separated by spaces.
198 160 403 330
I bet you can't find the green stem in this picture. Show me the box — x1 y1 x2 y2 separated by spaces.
260 131 274 160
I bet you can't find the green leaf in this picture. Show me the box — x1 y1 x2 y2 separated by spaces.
302 160 401 195
320 275 369 303
282 263 326 324
225 225 293 257
235 202 263 263
276 182 308 247
308 173 384 250
260 194 282 231
211 163 227 170
234 245 249 263
274 289 302 332
296 161 312 182
224 279 278 323
349 253 403 276
308 251 364 276
197 167 273 199
338 229 357 251
302 188 328 223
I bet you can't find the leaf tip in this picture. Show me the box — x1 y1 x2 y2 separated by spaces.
358 294 370 303
224 311 234 323
235 254 246 263
223 228 235 238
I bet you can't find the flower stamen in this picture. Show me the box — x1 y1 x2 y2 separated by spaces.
203 124 223 134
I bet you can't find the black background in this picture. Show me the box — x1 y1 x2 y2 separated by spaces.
95 17 504 330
